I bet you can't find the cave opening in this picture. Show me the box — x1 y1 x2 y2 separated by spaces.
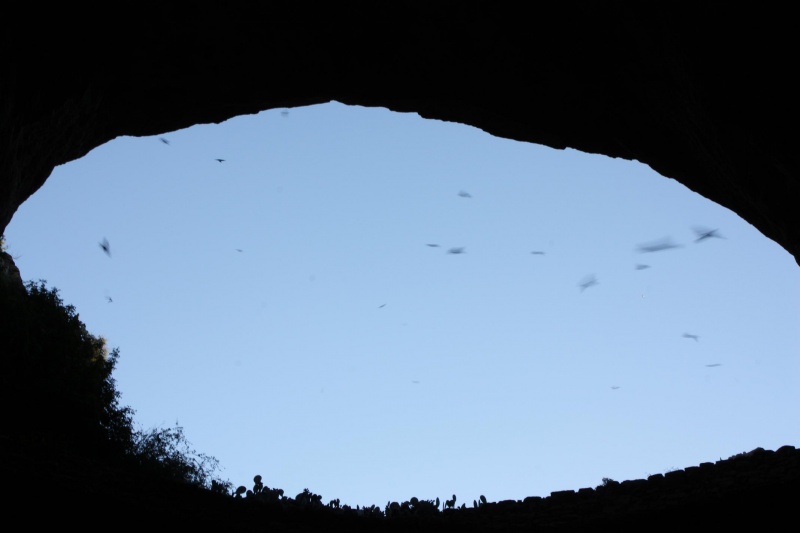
5 102 799 508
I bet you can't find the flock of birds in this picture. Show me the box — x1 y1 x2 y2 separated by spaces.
419 189 727 382
422 189 725 296
99 138 728 387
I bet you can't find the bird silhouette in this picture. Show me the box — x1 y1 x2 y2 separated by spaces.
215 158 225 163
693 226 724 243
378 304 386 308
611 386 620 390
531 251 546 255
447 247 466 254
705 363 722 367
457 190 472 198
578 274 598 292
99 238 111 257
106 296 113 303
281 110 289 117
426 243 440 247
635 237 682 253
635 264 650 270
682 333 700 342
159 137 170 145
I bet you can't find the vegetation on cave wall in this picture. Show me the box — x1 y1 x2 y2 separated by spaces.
0 263 231 493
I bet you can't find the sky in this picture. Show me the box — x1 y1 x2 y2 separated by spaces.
5 101 800 508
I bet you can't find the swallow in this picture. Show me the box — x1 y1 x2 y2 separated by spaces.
99 238 111 257
215 158 225 163
447 247 466 254
635 237 683 253
578 274 598 292
693 226 725 242
682 333 700 342
159 137 170 145
458 190 472 198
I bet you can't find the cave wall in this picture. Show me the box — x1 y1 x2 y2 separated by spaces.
2 3 798 267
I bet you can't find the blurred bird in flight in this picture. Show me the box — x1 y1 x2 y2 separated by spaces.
693 226 724 243
636 237 682 253
578 274 598 292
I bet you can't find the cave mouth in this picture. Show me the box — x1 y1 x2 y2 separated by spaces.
5 102 799 507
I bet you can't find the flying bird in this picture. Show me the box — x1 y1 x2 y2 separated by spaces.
235 248 243 253
611 386 620 390
426 243 440 247
705 363 722 367
106 296 113 303
578 274 598 292
99 238 111 257
635 264 650 270
215 158 225 163
693 226 725 243
281 110 289 117
635 237 682 253
159 137 170 145
447 247 466 254
378 304 386 308
457 190 472 198
531 251 546 255
682 333 700 342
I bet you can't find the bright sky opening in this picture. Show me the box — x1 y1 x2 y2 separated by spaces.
5 102 799 508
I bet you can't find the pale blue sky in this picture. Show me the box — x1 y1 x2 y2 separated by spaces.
5 102 799 507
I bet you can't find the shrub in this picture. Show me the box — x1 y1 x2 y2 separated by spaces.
0 279 133 455
0 278 230 492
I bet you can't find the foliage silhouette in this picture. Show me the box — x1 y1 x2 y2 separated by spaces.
0 277 230 492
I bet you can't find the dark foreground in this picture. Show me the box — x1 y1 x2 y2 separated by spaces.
4 437 798 532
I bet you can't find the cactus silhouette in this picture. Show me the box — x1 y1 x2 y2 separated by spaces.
445 494 456 509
